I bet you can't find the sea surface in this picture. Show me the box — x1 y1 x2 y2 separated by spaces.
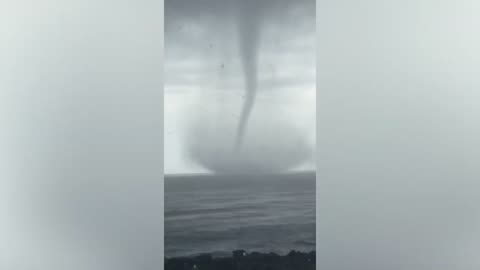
165 172 316 258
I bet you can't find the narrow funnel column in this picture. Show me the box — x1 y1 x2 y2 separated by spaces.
234 0 261 151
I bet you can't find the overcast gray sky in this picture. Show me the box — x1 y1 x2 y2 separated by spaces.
164 0 316 174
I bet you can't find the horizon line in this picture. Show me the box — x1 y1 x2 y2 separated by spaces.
164 170 316 178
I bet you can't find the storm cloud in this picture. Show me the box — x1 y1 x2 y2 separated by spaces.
165 0 316 174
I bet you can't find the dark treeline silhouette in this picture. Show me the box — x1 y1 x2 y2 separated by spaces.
165 250 316 270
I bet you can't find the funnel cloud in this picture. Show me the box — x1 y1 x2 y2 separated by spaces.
234 0 261 150
165 0 316 174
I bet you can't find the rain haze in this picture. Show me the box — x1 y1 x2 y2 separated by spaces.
165 0 316 174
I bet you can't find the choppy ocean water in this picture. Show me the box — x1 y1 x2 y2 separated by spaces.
165 172 315 258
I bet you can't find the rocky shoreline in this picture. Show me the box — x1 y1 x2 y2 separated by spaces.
165 250 316 270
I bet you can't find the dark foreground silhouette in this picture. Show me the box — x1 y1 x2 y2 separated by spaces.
165 250 315 270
